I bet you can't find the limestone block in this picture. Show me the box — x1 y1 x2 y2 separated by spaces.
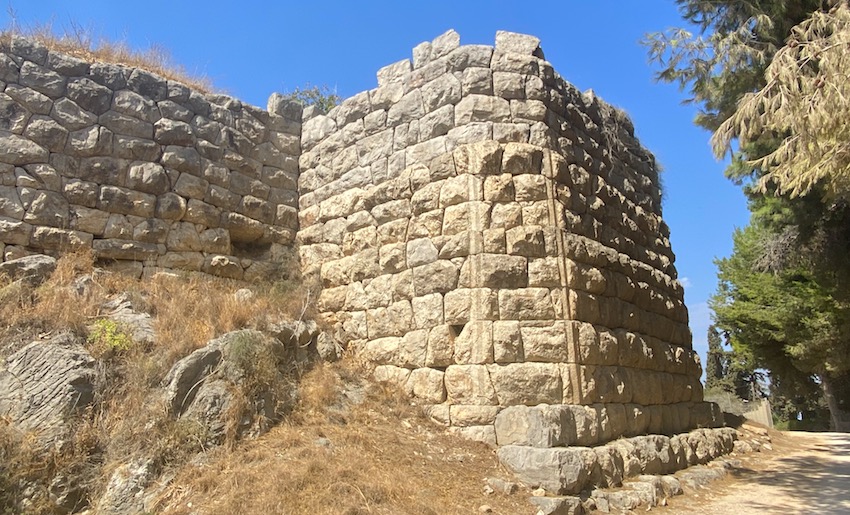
488 362 562 406
22 190 69 227
520 321 568 362
391 269 414 300
406 237 438 267
200 228 231 254
406 367 446 403
528 257 561 287
0 186 24 220
497 445 592 495
502 143 544 176
92 238 160 260
387 89 423 127
367 300 413 339
483 174 514 202
378 242 405 274
363 337 401 365
31 226 92 250
420 73 462 112
493 72 525 99
220 212 264 242
371 199 411 225
356 130 392 168
132 218 168 244
493 122 529 143
499 288 555 321
450 405 500 427
495 31 544 57
506 225 546 257
495 404 574 447
161 146 201 175
478 253 527 288
412 293 443 329
398 329 428 368
318 188 367 222
510 99 547 122
24 116 68 152
342 226 376 255
444 364 497 405
0 132 49 165
412 259 458 295
360 274 392 309
461 67 493 96
426 325 454 367
444 288 499 325
568 405 600 447
69 206 108 235
239 193 276 223
455 94 511 125
492 320 523 363
442 201 489 235
373 364 410 387
570 290 601 325
439 231 476 259
490 202 522 229
440 173 479 208
376 59 412 88
127 162 169 195
157 252 204 271
453 321 494 364
423 404 451 426
513 175 548 204
624 404 650 437
482 228 505 254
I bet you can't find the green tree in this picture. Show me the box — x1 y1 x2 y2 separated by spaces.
647 0 850 430
705 325 726 390
282 84 340 113
712 4 850 200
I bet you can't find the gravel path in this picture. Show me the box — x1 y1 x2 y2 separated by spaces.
661 431 850 514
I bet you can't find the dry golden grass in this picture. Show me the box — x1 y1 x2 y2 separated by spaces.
0 252 310 513
1 254 528 514
0 15 215 93
153 363 531 515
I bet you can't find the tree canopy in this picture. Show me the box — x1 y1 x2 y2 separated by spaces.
712 4 850 200
647 0 850 430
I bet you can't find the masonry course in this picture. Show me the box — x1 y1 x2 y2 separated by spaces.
0 29 725 490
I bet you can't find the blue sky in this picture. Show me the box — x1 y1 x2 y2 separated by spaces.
2 1 751 369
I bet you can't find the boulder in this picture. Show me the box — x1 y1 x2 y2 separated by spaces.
0 333 97 444
0 253 56 286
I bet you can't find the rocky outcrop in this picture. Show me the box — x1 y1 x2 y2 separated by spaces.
0 332 97 445
162 327 317 444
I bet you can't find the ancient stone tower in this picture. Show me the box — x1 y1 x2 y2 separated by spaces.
298 28 720 450
0 29 727 495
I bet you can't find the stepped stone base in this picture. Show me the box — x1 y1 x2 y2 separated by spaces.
498 426 737 495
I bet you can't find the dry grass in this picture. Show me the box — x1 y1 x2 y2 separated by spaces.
0 13 215 93
0 251 310 513
0 254 528 514
153 363 530 515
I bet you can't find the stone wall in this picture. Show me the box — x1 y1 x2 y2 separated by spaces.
298 29 721 447
0 35 300 280
0 30 721 451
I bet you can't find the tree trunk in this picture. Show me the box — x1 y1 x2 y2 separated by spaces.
821 372 850 432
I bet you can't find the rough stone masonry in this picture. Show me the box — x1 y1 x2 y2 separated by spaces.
0 29 726 494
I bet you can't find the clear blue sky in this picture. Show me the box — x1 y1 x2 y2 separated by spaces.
2 1 751 369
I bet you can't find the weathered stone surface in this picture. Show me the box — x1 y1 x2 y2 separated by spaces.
0 333 97 444
489 363 563 406
497 446 591 494
444 364 497 405
0 132 48 165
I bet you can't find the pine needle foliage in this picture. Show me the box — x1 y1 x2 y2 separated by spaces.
713 3 850 200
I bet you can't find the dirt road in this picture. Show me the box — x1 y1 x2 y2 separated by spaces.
661 431 850 514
